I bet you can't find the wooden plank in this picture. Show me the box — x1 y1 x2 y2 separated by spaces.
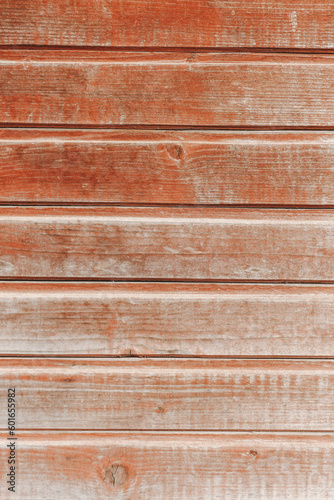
2 282 334 356
4 52 334 127
0 207 334 281
1 0 334 50
4 130 334 205
1 432 334 500
2 358 334 430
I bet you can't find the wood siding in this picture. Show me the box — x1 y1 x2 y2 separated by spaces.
0 207 334 281
3 130 334 206
1 1 333 498
1 282 334 356
1 0 334 50
2 358 334 430
3 52 334 127
1 432 333 499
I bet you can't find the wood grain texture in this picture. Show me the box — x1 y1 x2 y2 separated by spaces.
2 358 334 430
4 52 334 127
4 130 334 205
1 0 334 50
1 432 334 500
2 282 334 356
0 207 334 281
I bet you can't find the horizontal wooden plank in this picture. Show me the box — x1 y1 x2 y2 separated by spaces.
2 359 334 430
1 0 334 50
1 432 334 500
0 207 334 281
3 52 334 127
2 282 334 356
4 130 334 205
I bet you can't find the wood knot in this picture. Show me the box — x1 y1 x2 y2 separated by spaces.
249 450 258 457
167 144 184 161
104 463 129 487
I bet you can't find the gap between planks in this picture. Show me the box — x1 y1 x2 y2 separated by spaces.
11 430 334 434
4 356 334 361
8 124 334 131
1 276 334 285
4 355 334 360
6 429 334 434
2 204 334 209
4 47 334 55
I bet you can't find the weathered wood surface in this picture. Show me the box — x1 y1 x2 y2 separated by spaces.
2 1 334 497
1 207 334 281
4 52 334 127
4 130 334 205
2 359 334 430
2 282 334 356
1 432 334 499
1 0 334 50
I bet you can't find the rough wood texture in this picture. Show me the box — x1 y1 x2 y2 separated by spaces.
1 0 334 50
4 130 334 205
2 358 334 430
1 432 334 499
3 2 334 497
0 207 334 281
2 282 334 356
4 52 334 127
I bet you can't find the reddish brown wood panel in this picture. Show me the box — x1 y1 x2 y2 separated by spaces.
1 432 333 499
2 358 334 430
3 52 334 127
0 207 334 281
1 0 334 50
2 282 334 357
3 0 334 496
3 130 334 205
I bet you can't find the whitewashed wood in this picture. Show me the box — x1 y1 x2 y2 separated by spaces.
1 207 334 281
1 432 334 499
1 282 334 356
1 359 334 430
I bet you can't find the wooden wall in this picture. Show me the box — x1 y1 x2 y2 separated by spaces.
0 2 334 498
